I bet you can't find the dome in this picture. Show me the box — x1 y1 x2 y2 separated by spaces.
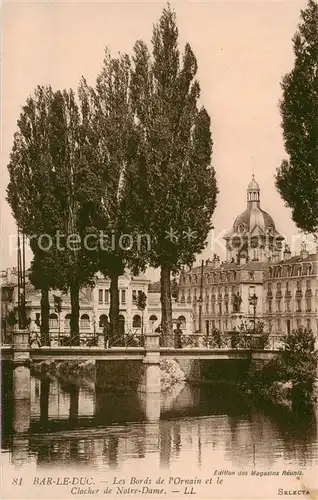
247 176 260 190
233 206 275 233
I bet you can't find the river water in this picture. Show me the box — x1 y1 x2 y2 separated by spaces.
1 374 318 499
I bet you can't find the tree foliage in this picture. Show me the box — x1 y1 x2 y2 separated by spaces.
7 87 62 343
78 53 149 338
276 0 318 234
129 6 218 338
281 327 317 388
7 87 98 344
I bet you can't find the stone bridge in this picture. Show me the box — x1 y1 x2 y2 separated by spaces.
1 330 281 433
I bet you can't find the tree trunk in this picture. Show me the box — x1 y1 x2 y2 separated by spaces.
70 283 80 346
40 287 50 345
109 272 120 339
160 264 173 347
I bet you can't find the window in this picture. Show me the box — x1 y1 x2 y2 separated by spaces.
132 290 137 304
277 300 281 313
104 290 109 304
306 319 311 331
277 319 281 333
149 315 158 322
80 314 90 328
133 315 141 328
268 300 272 313
225 303 229 314
98 289 103 303
121 290 126 305
249 285 255 297
296 299 301 312
178 316 186 329
119 315 125 334
35 313 41 327
297 281 301 290
296 319 301 329
286 299 291 312
268 282 272 292
306 297 311 312
306 280 311 290
49 313 58 328
277 282 281 292
286 282 289 292
218 303 222 314
99 314 108 327
249 271 254 281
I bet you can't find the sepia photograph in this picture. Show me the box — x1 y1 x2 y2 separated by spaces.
1 0 317 498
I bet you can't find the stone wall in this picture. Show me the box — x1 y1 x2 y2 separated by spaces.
95 360 145 392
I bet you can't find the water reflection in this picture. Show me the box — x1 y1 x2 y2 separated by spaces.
1 375 317 472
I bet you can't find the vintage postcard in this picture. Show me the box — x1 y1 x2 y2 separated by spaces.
1 1 317 499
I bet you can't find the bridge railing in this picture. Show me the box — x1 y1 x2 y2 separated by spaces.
2 331 285 351
174 333 284 350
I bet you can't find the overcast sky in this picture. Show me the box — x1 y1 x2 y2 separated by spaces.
1 0 313 280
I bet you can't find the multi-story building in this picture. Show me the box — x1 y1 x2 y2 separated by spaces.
1 268 192 340
263 242 318 336
178 177 285 334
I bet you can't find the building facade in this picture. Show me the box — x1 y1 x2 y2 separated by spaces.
263 243 318 336
1 268 192 341
177 177 318 337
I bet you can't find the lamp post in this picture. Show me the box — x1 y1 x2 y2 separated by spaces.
249 293 258 348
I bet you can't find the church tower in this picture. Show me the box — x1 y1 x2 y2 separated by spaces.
224 176 284 265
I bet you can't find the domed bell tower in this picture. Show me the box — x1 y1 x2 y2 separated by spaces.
224 176 284 264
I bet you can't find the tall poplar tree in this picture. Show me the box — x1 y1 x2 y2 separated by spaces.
79 53 148 338
130 6 218 342
7 87 98 345
7 86 59 344
276 0 318 234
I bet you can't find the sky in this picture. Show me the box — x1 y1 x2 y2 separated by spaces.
1 0 314 281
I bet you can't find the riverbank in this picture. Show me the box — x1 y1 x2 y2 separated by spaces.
31 358 186 393
30 356 317 411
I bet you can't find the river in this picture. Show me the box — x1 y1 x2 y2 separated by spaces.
1 374 317 499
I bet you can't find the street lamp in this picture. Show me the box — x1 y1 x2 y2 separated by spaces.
249 293 258 337
197 297 203 333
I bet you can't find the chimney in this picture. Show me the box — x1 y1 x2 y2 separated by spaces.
300 241 309 260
